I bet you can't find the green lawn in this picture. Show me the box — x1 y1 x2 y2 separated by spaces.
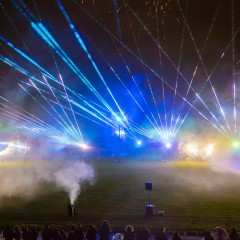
0 159 240 231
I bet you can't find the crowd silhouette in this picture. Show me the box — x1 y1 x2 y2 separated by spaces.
1 221 240 240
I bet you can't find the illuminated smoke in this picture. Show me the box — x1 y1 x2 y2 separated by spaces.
0 160 95 204
53 161 95 204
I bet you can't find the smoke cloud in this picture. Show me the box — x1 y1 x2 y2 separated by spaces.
53 161 95 204
0 160 95 204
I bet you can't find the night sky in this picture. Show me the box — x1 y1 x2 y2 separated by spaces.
0 0 240 150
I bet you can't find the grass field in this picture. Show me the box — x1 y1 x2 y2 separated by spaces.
0 158 240 231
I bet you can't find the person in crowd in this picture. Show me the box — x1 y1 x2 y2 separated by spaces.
124 225 135 240
112 233 123 240
29 226 39 240
22 226 30 240
13 226 21 240
52 227 62 240
42 224 52 240
136 229 142 240
141 226 151 240
68 225 77 240
3 226 14 240
73 225 84 240
203 231 214 240
85 224 98 240
229 227 239 240
60 228 68 240
171 231 182 240
213 227 228 240
99 220 112 240
155 227 167 240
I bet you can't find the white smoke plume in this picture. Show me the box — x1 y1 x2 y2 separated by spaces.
0 160 95 204
53 161 95 204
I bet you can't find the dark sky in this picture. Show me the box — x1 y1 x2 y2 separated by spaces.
0 0 239 143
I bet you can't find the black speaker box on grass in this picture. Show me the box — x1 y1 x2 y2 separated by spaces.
145 182 152 190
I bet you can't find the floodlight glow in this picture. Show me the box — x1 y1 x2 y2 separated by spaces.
187 144 198 156
115 129 125 136
136 140 142 146
116 116 122 122
205 144 214 156
80 143 89 150
232 141 240 148
159 131 174 150
165 142 172 149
